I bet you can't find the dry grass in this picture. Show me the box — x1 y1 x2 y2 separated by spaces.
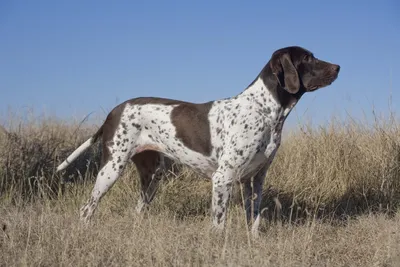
1 111 400 266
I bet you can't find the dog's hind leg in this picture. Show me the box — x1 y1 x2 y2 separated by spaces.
79 150 131 224
132 150 165 213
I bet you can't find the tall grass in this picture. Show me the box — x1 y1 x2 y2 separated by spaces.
0 117 101 201
2 111 399 220
1 111 400 266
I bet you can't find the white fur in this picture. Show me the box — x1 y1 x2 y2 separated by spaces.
56 137 93 172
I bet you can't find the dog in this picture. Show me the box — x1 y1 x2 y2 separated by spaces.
56 46 340 234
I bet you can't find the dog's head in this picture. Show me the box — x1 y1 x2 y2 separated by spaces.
268 46 340 94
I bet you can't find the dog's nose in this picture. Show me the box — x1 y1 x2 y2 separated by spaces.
333 64 340 73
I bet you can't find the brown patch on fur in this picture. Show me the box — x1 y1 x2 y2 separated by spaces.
98 104 126 167
96 98 188 166
258 46 340 109
128 97 189 106
171 101 214 156
127 97 215 156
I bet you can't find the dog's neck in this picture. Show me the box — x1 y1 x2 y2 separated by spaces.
237 63 304 118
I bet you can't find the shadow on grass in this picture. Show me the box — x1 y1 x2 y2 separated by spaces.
255 185 399 227
141 175 400 227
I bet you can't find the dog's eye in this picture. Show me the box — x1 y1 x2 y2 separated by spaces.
304 55 311 62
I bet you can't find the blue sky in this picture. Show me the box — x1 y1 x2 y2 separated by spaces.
1 0 399 129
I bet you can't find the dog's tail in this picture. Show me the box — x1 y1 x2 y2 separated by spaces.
56 125 104 172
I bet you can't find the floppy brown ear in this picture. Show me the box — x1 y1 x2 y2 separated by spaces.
270 52 300 94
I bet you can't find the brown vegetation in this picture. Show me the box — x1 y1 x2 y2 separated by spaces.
1 112 400 266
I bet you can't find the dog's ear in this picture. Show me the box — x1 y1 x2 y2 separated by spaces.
270 52 300 94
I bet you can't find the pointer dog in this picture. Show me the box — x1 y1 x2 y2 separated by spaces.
57 46 340 233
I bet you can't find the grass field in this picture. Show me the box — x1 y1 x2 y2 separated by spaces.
1 111 400 266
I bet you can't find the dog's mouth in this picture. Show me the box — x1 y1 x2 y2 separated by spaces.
307 72 339 92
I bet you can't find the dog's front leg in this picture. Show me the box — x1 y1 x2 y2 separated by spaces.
211 165 234 231
244 165 268 224
244 165 269 238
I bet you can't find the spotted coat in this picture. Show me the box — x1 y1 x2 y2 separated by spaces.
56 46 340 234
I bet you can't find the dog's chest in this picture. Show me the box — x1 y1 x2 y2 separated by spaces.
227 108 284 179
243 151 268 176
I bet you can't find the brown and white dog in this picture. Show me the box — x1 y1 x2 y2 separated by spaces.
57 46 340 234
